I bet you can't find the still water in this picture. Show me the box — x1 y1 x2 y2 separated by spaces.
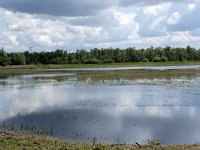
49 65 200 71
0 69 200 144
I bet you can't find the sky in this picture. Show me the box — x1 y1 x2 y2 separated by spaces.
0 0 200 52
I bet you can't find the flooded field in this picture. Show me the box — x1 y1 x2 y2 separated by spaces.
0 67 200 144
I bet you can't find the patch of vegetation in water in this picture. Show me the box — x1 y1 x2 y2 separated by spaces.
1 61 200 80
74 69 200 82
37 61 200 69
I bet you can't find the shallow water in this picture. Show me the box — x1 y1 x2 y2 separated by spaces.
0 70 200 144
49 65 200 71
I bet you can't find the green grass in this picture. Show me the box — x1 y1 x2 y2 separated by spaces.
74 69 200 81
1 63 200 81
0 61 199 77
36 61 200 69
0 61 199 71
0 61 199 70
0 131 199 150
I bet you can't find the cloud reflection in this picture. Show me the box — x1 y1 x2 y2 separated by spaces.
0 75 200 144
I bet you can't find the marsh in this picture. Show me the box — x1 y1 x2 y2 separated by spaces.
0 66 200 144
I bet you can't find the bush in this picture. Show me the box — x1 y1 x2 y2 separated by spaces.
103 58 114 63
152 57 161 62
142 58 149 62
160 56 168 62
84 58 99 64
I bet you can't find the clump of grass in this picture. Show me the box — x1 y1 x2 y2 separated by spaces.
148 139 161 146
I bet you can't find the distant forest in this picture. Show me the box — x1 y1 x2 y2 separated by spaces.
0 46 200 66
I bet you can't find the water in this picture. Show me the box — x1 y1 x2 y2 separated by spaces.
0 68 200 144
49 65 200 71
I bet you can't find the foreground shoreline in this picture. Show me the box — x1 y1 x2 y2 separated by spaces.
0 131 200 150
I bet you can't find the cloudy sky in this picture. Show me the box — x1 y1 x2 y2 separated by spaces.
0 0 200 52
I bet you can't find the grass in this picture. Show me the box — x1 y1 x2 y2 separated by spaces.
0 65 200 82
0 61 199 77
0 131 200 150
36 61 200 69
1 61 199 69
74 69 200 81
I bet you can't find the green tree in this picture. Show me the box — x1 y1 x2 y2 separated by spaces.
9 53 26 65
0 48 11 66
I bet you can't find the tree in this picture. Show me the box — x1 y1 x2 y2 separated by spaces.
0 48 11 66
24 51 31 64
0 46 199 65
9 53 26 65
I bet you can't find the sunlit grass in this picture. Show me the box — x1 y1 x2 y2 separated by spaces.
37 61 200 69
1 64 200 82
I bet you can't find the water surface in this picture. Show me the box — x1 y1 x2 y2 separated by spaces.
49 65 200 71
0 69 200 144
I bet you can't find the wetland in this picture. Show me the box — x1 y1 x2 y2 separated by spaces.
0 65 200 145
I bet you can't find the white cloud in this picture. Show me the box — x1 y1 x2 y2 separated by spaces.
0 7 139 51
135 3 171 37
113 11 134 26
167 12 181 24
188 3 196 11
0 1 200 51
0 8 113 51
170 31 191 42
144 3 171 16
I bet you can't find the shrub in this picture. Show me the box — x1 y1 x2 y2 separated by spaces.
160 56 168 62
103 58 114 63
84 58 99 64
142 58 149 62
152 57 161 62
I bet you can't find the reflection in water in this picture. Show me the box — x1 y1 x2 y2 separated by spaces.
2 106 200 144
0 73 200 144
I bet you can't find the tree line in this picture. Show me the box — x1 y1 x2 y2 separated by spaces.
0 46 200 66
